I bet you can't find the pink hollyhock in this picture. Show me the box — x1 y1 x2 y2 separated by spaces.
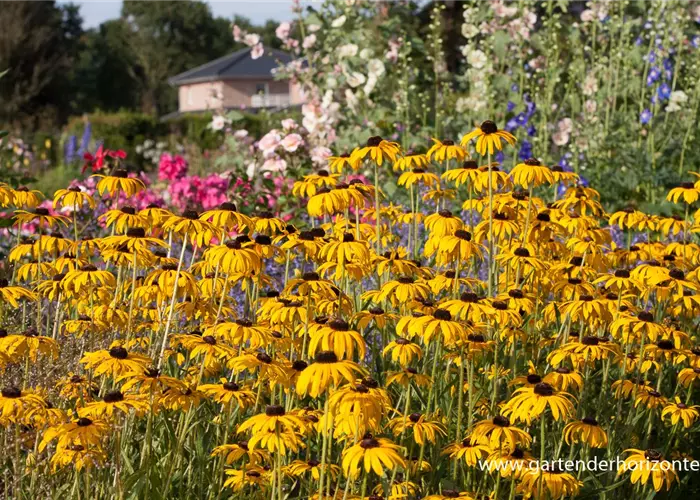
169 175 202 212
197 174 229 210
280 133 303 152
158 153 188 181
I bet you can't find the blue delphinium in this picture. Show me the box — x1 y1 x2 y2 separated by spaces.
640 109 653 124
657 82 671 100
78 122 92 157
64 135 77 164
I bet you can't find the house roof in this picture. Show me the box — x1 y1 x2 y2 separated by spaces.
168 47 294 86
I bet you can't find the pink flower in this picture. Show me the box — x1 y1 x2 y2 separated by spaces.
251 43 264 60
232 24 242 42
198 174 228 209
158 153 188 181
310 146 331 166
258 130 281 156
280 133 303 153
302 34 317 49
281 118 297 131
276 22 291 41
261 157 288 174
244 33 260 47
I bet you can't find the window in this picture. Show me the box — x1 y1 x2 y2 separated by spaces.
255 83 269 95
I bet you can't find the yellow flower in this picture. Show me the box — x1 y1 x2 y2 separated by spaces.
341 434 406 478
460 120 516 156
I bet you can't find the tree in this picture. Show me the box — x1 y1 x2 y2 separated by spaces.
117 0 234 114
0 1 83 128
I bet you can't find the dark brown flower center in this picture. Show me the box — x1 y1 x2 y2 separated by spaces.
265 404 285 416
1 387 21 398
534 382 554 396
315 351 338 363
480 120 498 134
109 347 128 359
366 136 383 147
103 391 124 403
433 309 452 321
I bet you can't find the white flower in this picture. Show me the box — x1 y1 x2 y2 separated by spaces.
552 130 570 146
582 74 598 96
234 129 249 139
337 43 359 58
307 23 321 33
462 23 479 39
331 15 347 28
670 90 688 104
346 71 366 88
363 74 378 95
345 89 359 111
302 34 317 49
209 115 230 131
251 43 264 60
467 49 488 69
359 48 372 60
666 102 682 113
580 9 595 23
280 133 303 152
326 76 338 89
584 99 597 114
367 59 385 77
558 118 573 134
246 162 257 178
243 33 260 47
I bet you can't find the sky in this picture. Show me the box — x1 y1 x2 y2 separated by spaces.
60 1 313 28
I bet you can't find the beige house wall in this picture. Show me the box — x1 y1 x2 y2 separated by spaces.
178 79 304 111
177 81 224 112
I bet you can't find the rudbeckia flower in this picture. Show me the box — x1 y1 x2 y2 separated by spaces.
562 416 608 447
617 449 678 491
11 186 43 208
80 346 151 378
350 136 401 167
427 138 467 162
53 186 95 210
295 351 363 398
0 279 37 307
460 120 517 156
341 433 406 478
93 168 145 198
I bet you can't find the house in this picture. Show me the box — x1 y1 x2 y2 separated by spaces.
167 47 306 114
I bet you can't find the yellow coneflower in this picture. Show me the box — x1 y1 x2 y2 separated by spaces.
661 398 700 428
471 415 532 452
11 186 43 208
505 382 575 424
426 138 467 162
53 186 95 210
350 136 401 167
461 120 516 156
509 158 555 188
563 416 608 447
393 152 429 172
93 169 145 198
295 351 363 398
667 181 700 204
618 449 678 492
442 437 490 466
341 433 406 478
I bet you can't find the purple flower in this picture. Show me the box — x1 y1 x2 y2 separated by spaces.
507 101 516 112
527 125 537 137
657 82 671 100
640 109 652 124
647 51 656 63
78 122 91 156
495 151 505 163
518 140 532 161
511 84 519 92
64 135 77 164
663 58 673 72
647 67 660 86
692 36 700 49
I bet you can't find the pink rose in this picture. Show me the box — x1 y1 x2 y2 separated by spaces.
251 43 264 60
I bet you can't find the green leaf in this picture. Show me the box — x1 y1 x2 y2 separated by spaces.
0 130 8 139
225 110 244 122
